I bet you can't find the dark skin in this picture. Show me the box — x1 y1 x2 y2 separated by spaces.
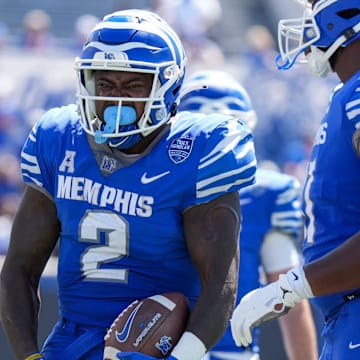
0 70 241 358
0 187 60 359
94 70 163 154
303 37 360 296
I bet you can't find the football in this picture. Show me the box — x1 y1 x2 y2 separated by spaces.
103 292 190 359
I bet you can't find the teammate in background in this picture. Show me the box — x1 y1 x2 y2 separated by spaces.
231 1 360 359
0 10 257 360
178 70 318 360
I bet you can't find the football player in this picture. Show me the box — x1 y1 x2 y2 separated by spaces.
178 70 318 360
231 1 360 359
0 9 257 360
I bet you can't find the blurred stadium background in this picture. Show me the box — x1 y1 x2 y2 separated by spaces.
0 0 331 358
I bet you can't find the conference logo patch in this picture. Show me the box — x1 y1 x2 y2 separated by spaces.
168 136 194 164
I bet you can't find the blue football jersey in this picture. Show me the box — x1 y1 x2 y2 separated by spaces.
302 71 360 316
20 105 256 327
212 167 303 353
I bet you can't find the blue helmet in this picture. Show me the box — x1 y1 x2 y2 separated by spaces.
178 70 257 130
74 9 186 148
276 0 360 76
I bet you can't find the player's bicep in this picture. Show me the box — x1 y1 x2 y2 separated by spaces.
347 91 360 156
183 191 241 284
352 127 360 157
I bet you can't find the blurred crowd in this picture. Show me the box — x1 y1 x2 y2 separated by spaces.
0 1 338 253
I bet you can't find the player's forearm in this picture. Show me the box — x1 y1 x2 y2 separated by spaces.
278 300 318 360
186 249 239 350
183 192 240 350
188 244 239 350
304 230 360 296
0 271 41 359
186 282 236 350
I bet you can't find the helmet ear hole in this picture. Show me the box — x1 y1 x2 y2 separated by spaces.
170 102 178 117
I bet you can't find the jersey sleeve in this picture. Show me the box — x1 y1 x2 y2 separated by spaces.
195 116 256 204
345 82 360 128
270 176 303 239
20 106 73 198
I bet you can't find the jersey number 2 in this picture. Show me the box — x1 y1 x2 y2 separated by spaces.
79 210 129 282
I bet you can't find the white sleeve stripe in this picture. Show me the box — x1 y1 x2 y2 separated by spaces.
271 210 303 221
347 108 360 120
21 151 38 164
21 162 41 174
199 131 251 169
276 188 300 205
29 132 36 142
22 173 43 186
346 98 360 110
196 174 254 199
272 219 303 228
197 159 256 190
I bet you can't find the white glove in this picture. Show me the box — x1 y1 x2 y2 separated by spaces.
231 266 313 347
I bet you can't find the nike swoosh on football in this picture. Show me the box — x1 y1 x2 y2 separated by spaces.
141 171 170 184
349 341 360 350
115 302 142 343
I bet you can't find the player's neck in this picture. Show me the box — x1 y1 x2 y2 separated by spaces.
334 40 360 83
118 123 170 155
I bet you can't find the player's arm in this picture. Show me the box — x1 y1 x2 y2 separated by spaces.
304 229 360 295
173 191 241 359
231 228 360 348
0 185 60 359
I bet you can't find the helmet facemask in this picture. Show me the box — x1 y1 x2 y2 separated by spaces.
276 0 360 77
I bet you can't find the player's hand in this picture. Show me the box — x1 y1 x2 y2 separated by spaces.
231 266 313 347
115 352 177 360
230 281 290 347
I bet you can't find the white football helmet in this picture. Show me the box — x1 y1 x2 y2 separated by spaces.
178 70 257 131
276 0 360 77
292 0 310 6
74 9 186 149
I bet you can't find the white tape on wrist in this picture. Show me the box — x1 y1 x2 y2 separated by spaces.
279 266 314 307
170 331 207 360
287 266 314 299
